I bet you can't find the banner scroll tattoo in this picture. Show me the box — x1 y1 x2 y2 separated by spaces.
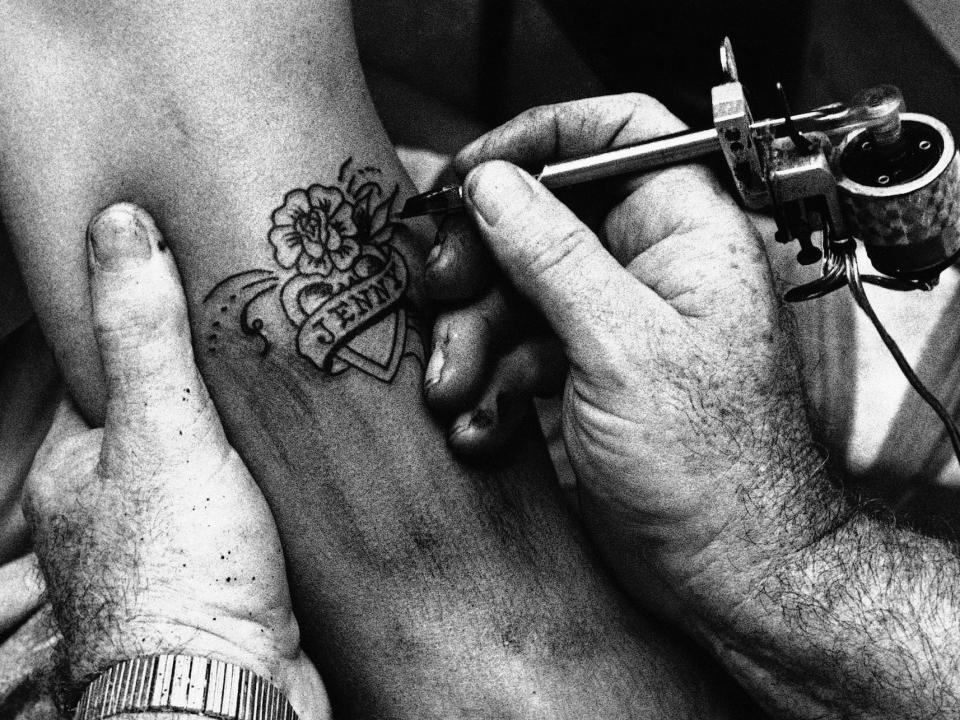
203 158 423 382
283 249 408 371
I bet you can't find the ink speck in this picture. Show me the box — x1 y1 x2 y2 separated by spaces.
220 306 228 313
213 321 221 329
208 334 218 343
229 294 237 301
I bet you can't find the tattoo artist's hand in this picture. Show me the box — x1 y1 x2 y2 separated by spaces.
23 204 329 719
425 95 811 614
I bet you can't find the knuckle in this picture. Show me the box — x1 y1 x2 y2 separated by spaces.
616 92 665 114
524 224 595 280
23 437 95 518
95 298 186 352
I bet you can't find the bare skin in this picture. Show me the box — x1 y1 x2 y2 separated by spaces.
428 94 960 719
0 3 743 717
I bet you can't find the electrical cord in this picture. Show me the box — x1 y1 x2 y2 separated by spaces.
844 250 960 469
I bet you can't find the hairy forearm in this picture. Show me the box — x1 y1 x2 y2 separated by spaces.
667 340 960 718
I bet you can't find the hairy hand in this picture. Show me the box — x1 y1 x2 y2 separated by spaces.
426 95 820 611
23 204 329 719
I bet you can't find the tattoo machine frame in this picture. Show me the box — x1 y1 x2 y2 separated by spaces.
709 38 960 468
587 38 960 468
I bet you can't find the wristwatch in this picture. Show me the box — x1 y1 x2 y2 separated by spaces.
74 654 299 720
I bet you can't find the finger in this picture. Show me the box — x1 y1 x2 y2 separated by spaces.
424 286 517 412
86 203 223 450
455 93 686 173
24 395 99 509
447 339 566 456
42 394 90 446
464 161 661 360
0 554 45 635
425 214 496 301
456 94 740 261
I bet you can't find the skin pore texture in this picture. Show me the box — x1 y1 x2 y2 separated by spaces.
429 97 960 720
0 2 746 718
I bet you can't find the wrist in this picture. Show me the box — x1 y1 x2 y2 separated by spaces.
64 621 326 720
73 653 326 720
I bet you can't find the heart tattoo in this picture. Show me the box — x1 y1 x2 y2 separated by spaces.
203 158 424 382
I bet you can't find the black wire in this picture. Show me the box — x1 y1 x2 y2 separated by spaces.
844 254 960 469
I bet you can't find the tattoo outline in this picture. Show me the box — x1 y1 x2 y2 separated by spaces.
203 158 423 382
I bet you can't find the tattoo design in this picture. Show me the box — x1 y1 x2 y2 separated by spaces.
204 159 423 382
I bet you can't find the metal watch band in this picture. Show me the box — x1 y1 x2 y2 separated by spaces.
73 654 299 720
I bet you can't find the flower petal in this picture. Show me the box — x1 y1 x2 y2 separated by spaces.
302 235 327 258
272 189 311 227
330 203 359 238
330 236 361 271
308 185 347 214
299 250 334 277
268 225 302 269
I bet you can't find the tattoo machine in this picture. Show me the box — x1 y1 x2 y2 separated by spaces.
401 38 960 468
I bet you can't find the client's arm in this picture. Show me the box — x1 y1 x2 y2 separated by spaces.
0 2 739 717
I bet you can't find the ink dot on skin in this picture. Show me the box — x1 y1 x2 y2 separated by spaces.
213 321 221 329
229 294 237 301
221 555 225 560
157 240 168 252
226 577 231 583
208 334 218 343
220 306 228 313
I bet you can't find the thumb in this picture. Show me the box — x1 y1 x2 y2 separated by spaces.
463 161 659 361
87 203 220 450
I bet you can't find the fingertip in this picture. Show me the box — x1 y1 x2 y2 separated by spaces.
448 405 496 456
423 293 515 413
447 392 529 458
424 215 495 301
87 203 160 273
422 316 488 413
464 161 539 228
46 395 90 442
